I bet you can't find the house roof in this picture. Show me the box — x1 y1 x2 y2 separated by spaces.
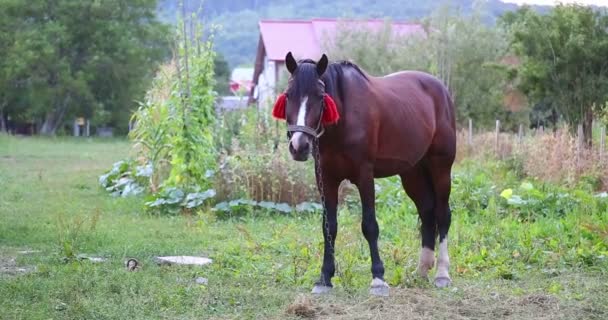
249 18 426 104
259 18 426 61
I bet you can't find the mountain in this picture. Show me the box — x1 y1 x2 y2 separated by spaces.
157 0 547 68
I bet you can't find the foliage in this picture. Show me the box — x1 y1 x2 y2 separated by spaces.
427 6 528 130
158 0 530 67
213 53 231 95
214 107 320 206
326 7 526 130
0 0 170 134
456 126 608 190
501 4 608 143
98 160 147 198
114 9 218 214
2 136 608 319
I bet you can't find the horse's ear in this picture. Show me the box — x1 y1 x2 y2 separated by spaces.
317 54 328 76
285 52 297 74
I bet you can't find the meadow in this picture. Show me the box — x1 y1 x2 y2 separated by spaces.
1 135 607 319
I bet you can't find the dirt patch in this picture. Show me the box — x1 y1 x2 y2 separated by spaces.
0 249 36 277
280 282 602 320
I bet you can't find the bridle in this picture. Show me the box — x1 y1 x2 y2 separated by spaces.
286 79 327 139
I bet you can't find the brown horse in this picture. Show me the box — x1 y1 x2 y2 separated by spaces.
273 52 456 296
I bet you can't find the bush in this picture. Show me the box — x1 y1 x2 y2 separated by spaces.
101 13 217 214
214 108 319 206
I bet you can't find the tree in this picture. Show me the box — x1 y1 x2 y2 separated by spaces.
501 5 608 145
326 6 519 129
0 0 170 135
213 53 231 96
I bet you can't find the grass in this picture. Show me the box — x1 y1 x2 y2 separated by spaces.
1 134 607 319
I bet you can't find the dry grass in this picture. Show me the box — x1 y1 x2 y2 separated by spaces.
279 276 606 320
457 127 608 190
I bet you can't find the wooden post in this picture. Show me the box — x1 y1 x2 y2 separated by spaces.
495 119 500 157
518 124 523 145
468 118 473 146
577 124 583 169
85 120 90 137
73 119 79 137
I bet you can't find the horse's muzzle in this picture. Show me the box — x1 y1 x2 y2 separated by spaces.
289 133 311 161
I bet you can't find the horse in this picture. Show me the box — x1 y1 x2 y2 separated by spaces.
272 52 456 296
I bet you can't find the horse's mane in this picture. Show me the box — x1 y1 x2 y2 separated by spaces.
296 59 369 105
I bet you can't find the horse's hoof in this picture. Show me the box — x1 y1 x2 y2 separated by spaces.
434 276 451 288
311 285 332 294
369 278 390 297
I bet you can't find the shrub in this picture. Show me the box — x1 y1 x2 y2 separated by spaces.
101 13 217 214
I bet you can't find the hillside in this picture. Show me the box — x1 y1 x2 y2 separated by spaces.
157 0 541 67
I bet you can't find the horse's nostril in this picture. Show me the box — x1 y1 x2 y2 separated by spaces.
301 142 311 153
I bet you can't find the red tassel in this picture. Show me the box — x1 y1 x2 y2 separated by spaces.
322 94 340 125
272 93 287 120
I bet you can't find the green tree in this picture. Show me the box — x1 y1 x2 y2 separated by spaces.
213 53 231 96
501 5 608 144
0 0 169 135
327 7 519 129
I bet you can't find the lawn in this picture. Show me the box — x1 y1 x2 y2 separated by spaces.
1 135 607 319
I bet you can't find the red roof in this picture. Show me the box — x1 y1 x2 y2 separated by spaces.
259 18 426 61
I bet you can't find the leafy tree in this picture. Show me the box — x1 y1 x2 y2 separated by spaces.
327 6 521 129
158 0 530 67
0 0 169 135
501 5 608 144
213 53 231 96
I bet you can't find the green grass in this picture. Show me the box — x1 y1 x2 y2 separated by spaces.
1 134 607 319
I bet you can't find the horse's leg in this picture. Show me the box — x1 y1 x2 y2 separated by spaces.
427 158 453 288
400 168 436 279
312 175 340 294
356 167 389 296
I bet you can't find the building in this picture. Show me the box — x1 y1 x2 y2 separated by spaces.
229 67 254 95
249 18 426 106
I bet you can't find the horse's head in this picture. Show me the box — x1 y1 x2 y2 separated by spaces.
273 52 339 161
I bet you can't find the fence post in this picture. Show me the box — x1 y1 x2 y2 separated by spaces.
468 118 473 146
518 124 523 145
577 124 583 169
495 119 500 157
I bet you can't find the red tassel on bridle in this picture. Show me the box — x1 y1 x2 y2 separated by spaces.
272 93 287 120
322 94 339 125
271 92 340 125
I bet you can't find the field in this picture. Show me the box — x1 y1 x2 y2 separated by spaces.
1 135 607 319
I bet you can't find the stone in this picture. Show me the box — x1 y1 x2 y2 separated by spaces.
195 277 208 285
154 256 212 266
17 250 41 255
76 254 106 263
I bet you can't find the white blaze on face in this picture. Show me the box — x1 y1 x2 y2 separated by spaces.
290 96 308 150
436 237 450 279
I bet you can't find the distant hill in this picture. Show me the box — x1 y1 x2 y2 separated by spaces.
157 0 547 68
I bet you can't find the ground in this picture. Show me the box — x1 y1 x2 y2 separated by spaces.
0 136 607 319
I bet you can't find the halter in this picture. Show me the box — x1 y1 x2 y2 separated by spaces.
286 79 327 139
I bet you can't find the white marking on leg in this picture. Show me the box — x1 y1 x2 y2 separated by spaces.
418 247 435 278
290 96 308 150
436 237 450 279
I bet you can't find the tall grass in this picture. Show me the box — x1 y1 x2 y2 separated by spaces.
457 126 608 190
